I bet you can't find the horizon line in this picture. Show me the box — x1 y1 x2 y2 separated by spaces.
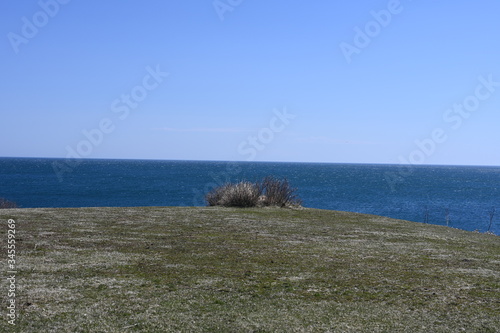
1 156 499 168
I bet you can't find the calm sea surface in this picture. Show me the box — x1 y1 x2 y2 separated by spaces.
1 158 499 233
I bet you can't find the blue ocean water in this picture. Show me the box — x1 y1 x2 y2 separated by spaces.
1 158 499 234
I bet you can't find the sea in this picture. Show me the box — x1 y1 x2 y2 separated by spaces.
1 157 499 234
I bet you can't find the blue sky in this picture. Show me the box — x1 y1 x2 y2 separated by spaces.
1 0 499 165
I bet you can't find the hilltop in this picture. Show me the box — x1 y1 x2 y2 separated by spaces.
1 207 499 332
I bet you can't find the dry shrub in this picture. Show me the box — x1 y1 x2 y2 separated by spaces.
206 181 261 207
259 176 302 208
0 198 19 209
221 181 261 207
205 183 232 206
205 177 301 208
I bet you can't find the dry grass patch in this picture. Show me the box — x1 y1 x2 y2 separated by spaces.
0 207 499 332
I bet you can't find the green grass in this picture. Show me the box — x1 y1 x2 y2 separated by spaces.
1 207 499 332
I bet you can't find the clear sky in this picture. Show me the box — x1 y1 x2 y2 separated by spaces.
1 0 499 165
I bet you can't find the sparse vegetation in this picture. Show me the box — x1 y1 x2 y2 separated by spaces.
205 176 301 208
489 207 496 232
0 197 18 209
206 181 261 208
259 176 302 207
1 207 499 332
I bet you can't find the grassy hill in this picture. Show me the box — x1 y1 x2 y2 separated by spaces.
1 207 499 332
